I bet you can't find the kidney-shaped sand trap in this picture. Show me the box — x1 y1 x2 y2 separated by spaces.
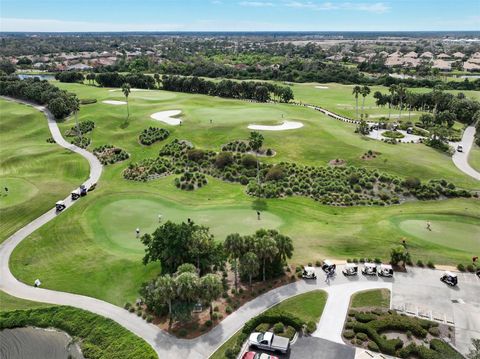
248 121 303 131
108 88 147 92
150 110 182 125
102 100 127 105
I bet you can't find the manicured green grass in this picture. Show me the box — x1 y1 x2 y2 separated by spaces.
0 99 89 243
0 291 52 312
0 306 157 359
5 83 480 308
350 289 391 309
469 144 480 173
267 290 328 323
394 214 480 253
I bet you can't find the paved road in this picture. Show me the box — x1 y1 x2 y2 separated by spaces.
1 98 479 358
451 126 480 181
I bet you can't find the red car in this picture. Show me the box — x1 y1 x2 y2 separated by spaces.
242 351 279 359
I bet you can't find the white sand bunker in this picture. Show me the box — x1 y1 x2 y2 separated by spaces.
248 121 303 131
315 86 329 89
102 100 127 105
150 110 183 125
108 88 147 92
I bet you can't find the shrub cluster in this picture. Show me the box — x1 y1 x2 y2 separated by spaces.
65 120 95 137
174 171 207 190
382 130 405 139
123 140 472 206
123 157 173 181
222 140 251 153
93 145 129 165
345 310 460 359
139 127 170 145
71 136 91 149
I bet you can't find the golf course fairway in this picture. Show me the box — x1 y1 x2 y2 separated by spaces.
395 215 480 253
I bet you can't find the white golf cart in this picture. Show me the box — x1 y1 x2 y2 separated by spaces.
55 200 66 212
71 189 81 200
440 271 458 286
378 264 394 277
457 145 463 153
302 266 317 280
342 263 358 276
321 260 336 273
80 184 88 196
362 262 377 276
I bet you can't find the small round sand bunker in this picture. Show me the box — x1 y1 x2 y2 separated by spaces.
102 100 127 105
150 110 183 125
248 121 303 131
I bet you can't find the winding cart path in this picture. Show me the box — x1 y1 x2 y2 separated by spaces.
451 126 480 181
1 97 479 358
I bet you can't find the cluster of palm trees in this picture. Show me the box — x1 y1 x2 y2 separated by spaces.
352 85 371 121
143 263 223 329
224 229 293 292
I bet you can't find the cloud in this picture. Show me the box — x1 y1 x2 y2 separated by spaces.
0 18 182 32
239 1 275 7
285 1 390 13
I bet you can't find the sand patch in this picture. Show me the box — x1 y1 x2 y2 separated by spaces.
108 88 147 92
150 110 183 126
248 121 303 131
102 100 127 105
315 86 329 89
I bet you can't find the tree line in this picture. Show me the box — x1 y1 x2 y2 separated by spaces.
162 75 294 103
372 86 480 126
0 76 78 119
140 220 293 328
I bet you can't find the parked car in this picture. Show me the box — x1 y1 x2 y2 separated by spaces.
342 263 358 276
440 271 458 286
55 200 66 212
457 145 463 152
71 189 80 200
242 351 279 359
248 332 290 354
361 262 377 276
378 264 394 277
321 260 336 273
302 266 317 279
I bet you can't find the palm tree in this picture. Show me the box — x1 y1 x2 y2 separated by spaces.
360 85 371 118
406 91 414 122
154 275 176 329
175 272 198 303
240 252 260 289
396 85 406 121
271 231 293 264
199 274 223 320
388 84 397 120
224 233 245 292
352 86 362 121
254 235 278 282
122 83 131 121
189 226 213 273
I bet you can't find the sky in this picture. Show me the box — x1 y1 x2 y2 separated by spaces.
0 0 479 32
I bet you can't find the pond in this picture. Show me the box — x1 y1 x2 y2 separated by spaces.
17 74 56 81
0 327 84 359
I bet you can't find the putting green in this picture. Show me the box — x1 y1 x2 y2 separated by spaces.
88 197 283 253
395 215 480 253
0 178 39 209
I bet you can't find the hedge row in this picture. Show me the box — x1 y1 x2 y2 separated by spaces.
0 306 157 359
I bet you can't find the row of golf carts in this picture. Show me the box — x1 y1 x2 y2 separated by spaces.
301 261 394 280
55 184 89 212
